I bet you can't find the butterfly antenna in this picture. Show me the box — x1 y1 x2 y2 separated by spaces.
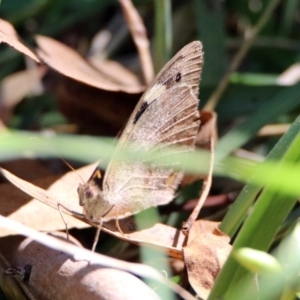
29 136 85 183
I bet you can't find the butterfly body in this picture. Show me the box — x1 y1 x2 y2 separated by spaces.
78 41 203 222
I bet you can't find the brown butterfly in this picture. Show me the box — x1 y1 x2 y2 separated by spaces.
78 41 203 227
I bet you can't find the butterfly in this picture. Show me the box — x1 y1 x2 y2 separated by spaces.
78 41 203 226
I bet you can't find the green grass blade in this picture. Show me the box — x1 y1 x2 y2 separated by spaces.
209 130 300 299
220 114 300 237
193 0 226 86
154 0 172 72
216 83 300 160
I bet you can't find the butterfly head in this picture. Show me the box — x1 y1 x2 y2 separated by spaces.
77 169 105 220
77 182 101 206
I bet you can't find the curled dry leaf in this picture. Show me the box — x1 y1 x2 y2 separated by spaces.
0 180 59 238
0 18 40 63
0 168 90 238
57 77 141 135
0 165 187 259
0 67 46 123
35 35 144 93
183 220 232 300
1 233 160 300
89 58 142 87
195 111 218 151
36 34 144 135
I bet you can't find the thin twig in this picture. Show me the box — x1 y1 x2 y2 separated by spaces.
182 140 214 234
119 0 154 84
258 123 290 137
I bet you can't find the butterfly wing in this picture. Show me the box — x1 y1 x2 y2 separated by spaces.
120 41 203 144
101 41 203 220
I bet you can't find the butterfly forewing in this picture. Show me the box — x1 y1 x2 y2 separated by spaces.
120 41 203 144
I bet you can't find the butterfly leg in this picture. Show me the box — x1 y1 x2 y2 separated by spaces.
114 206 128 238
115 216 125 237
102 204 128 237
91 218 103 252
57 203 69 240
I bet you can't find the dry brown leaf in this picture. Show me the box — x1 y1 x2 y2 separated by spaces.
0 159 55 182
57 77 141 135
0 67 46 123
0 179 57 237
0 181 89 238
0 161 98 237
41 31 143 135
0 165 187 259
89 58 141 87
0 19 40 63
183 220 231 300
0 163 109 219
1 233 160 300
35 35 144 93
195 111 218 151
